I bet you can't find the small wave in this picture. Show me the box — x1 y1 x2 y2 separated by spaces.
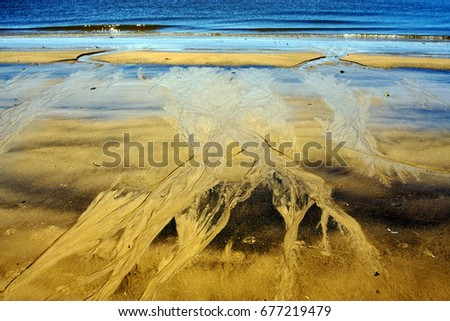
0 24 172 35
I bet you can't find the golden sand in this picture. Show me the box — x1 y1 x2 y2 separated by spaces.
0 115 449 300
341 53 450 70
0 50 105 64
91 51 326 67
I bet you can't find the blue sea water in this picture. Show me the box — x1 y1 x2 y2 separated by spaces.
1 0 450 37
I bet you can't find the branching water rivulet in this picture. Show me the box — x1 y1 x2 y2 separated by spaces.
4 66 443 300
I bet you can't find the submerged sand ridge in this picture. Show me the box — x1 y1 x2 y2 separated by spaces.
0 60 449 300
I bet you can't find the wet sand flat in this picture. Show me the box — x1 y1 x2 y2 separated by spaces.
0 56 449 301
0 112 448 300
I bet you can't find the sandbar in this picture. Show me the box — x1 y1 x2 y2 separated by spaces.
0 50 105 64
341 53 450 70
91 51 326 67
3 50 450 70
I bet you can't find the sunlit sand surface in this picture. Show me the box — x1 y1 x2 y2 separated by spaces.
0 58 449 300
